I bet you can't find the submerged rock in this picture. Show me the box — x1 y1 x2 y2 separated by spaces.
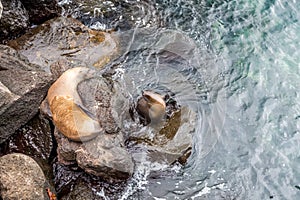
0 46 53 143
8 17 119 72
0 153 53 200
0 0 29 41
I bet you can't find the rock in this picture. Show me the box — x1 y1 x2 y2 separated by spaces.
0 114 53 162
0 153 51 200
0 52 53 143
8 17 119 72
55 128 134 181
0 0 29 41
20 0 61 25
53 161 127 199
76 133 134 181
0 45 40 71
58 0 160 30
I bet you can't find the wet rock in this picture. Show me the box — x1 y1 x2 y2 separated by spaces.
53 161 127 199
128 106 196 166
0 58 53 143
0 153 50 200
0 0 29 41
0 114 53 162
59 0 160 30
76 133 134 181
55 128 134 181
8 17 119 72
20 0 61 25
52 75 134 181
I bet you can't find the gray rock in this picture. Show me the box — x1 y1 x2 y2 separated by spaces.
0 45 41 71
0 52 53 143
0 153 48 200
76 133 134 181
0 0 29 40
55 128 134 181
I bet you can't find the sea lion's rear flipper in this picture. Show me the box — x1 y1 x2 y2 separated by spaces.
75 103 98 121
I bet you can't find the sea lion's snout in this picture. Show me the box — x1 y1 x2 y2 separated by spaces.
136 90 166 125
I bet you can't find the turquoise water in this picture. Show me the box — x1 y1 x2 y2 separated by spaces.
148 0 300 199
59 0 300 199
119 0 300 199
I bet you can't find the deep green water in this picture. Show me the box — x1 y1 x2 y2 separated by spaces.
59 0 300 199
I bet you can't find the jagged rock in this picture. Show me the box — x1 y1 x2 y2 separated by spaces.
76 133 134 181
0 0 29 41
0 153 52 200
8 17 119 72
0 46 53 143
55 129 134 181
20 0 61 25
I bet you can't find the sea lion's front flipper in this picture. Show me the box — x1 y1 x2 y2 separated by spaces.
75 102 98 121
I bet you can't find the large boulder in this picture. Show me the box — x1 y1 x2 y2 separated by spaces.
0 45 53 144
0 153 53 200
0 0 29 41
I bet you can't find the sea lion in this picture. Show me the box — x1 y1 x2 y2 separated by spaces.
136 90 166 125
47 67 103 142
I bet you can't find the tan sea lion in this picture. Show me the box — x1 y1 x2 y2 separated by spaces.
47 67 103 142
136 90 166 125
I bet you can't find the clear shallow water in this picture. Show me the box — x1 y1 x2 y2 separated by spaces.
60 0 300 199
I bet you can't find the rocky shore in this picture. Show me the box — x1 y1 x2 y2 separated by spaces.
0 1 196 199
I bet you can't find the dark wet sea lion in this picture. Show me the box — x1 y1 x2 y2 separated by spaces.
136 90 166 125
47 67 103 142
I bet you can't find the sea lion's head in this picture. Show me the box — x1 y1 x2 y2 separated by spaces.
136 90 166 125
